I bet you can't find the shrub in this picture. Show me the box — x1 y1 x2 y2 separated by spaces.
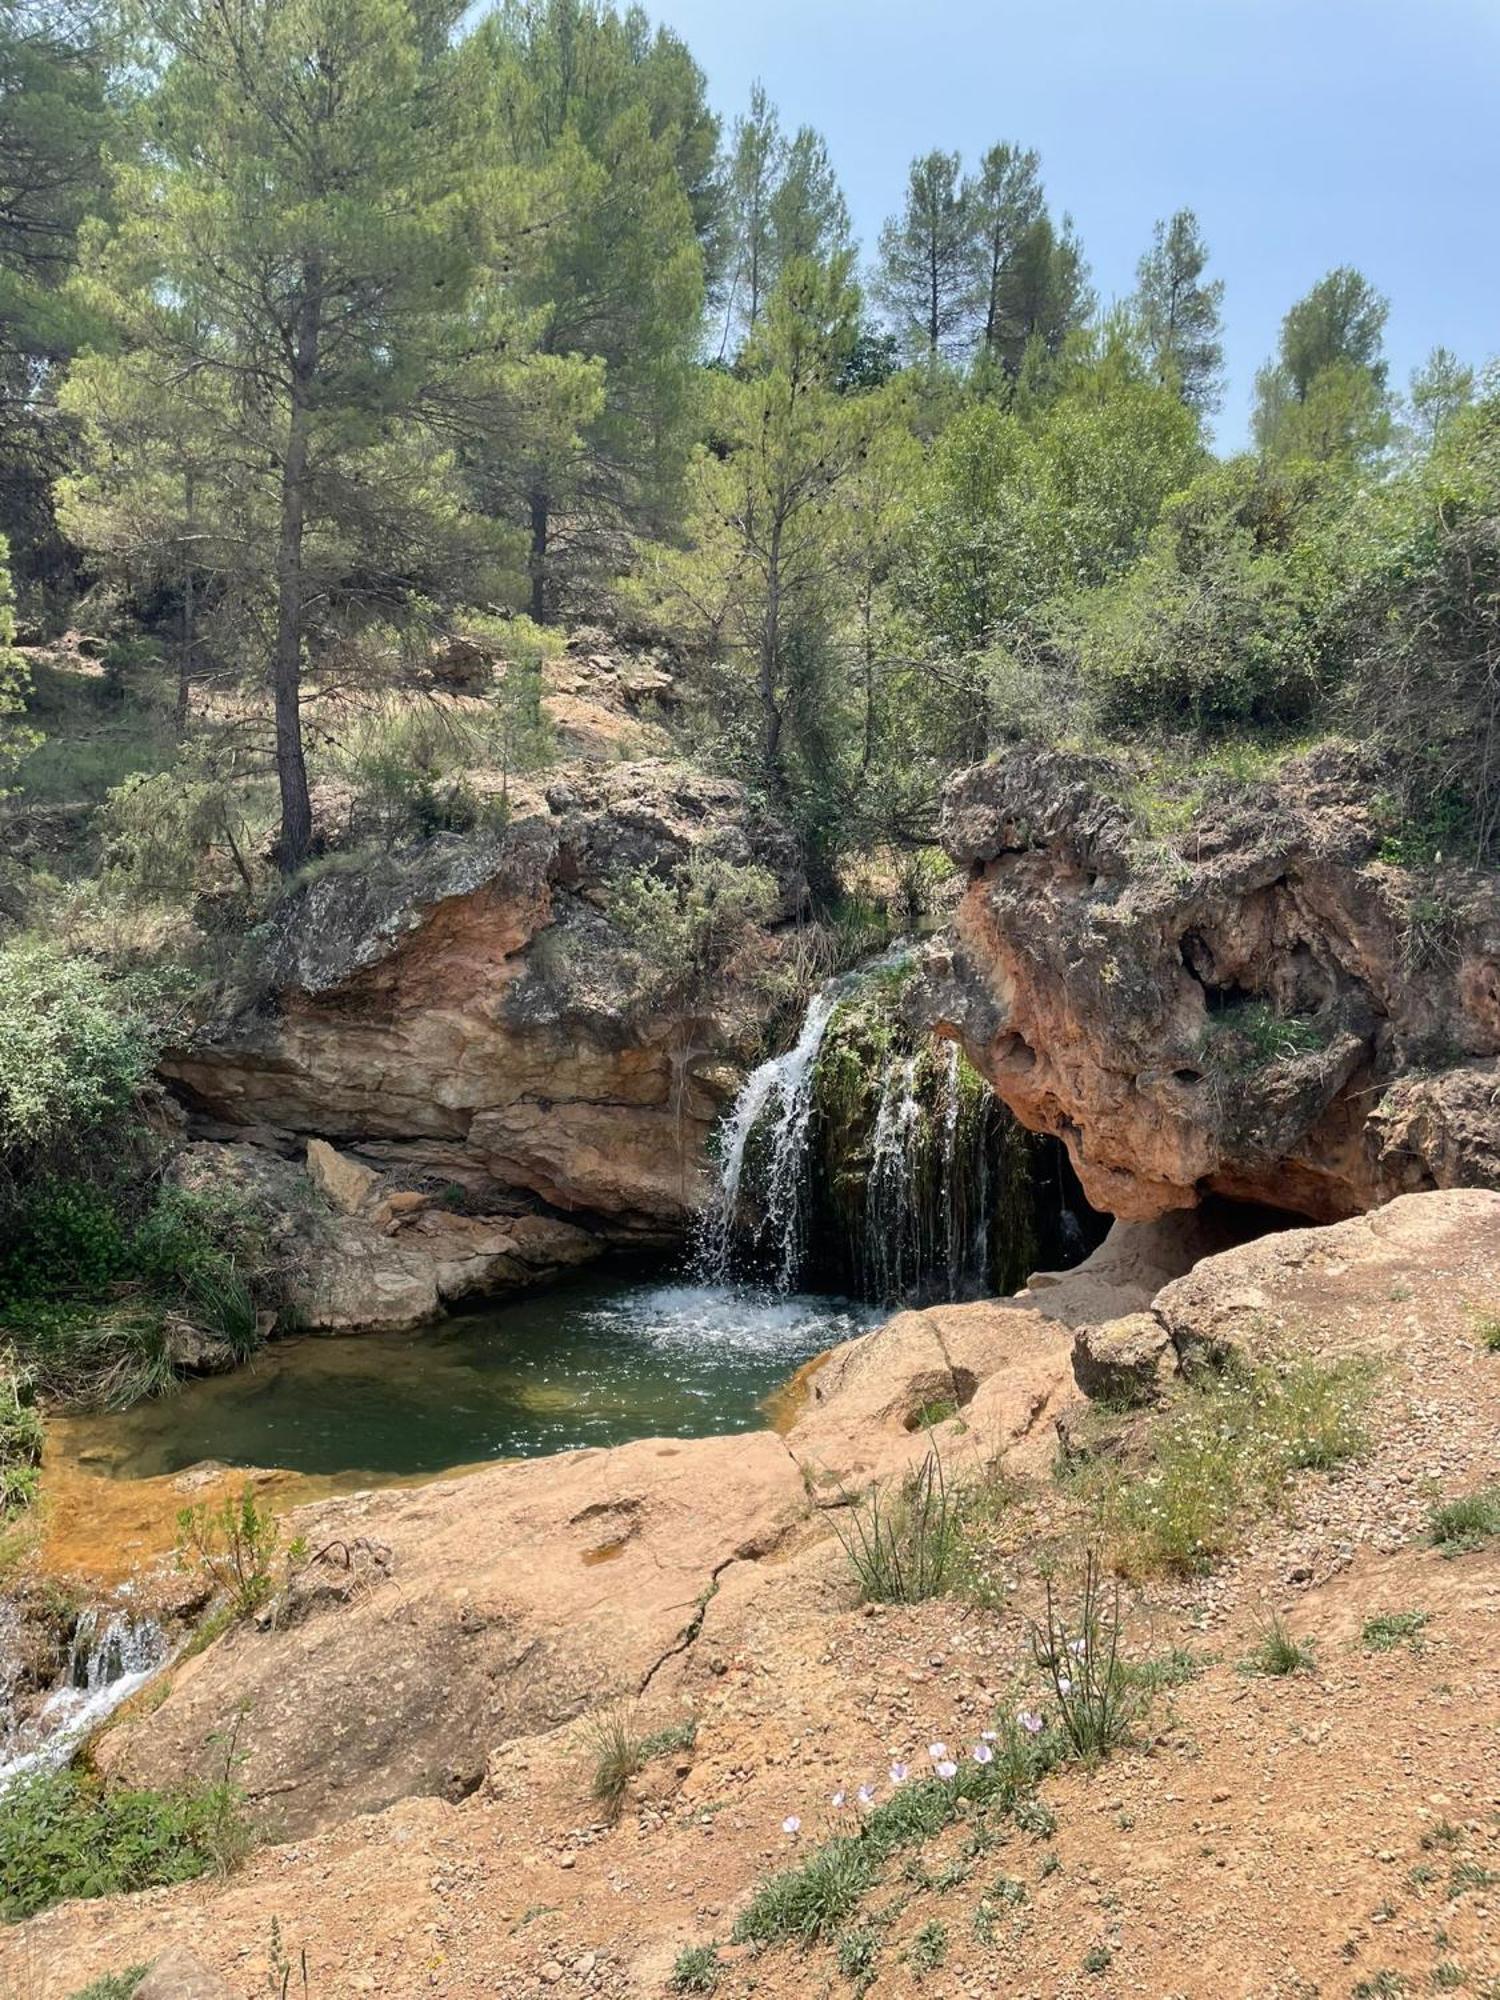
610 849 779 997
0 940 163 1175
175 1486 284 1619
0 1362 44 1517
0 1767 251 1920
1075 1357 1373 1576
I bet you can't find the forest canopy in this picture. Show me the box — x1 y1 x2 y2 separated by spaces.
1 0 1497 894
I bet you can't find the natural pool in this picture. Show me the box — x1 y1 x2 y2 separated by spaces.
59 1273 883 1483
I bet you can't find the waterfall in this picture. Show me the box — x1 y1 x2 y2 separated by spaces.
0 1604 171 1791
697 949 1065 1305
696 966 875 1289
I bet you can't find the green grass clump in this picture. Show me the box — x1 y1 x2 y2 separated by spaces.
833 1449 965 1604
1360 1609 1431 1653
1073 1358 1373 1576
585 1705 696 1819
0 1363 44 1517
1239 1616 1315 1677
669 1943 720 1993
1429 1487 1500 1556
732 1833 874 1947
0 1767 252 1920
836 1924 879 1985
67 1973 149 2000
1468 1309 1500 1352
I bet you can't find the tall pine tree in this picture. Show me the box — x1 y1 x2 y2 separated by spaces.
1132 208 1225 414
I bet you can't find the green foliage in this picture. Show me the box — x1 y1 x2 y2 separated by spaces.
1198 998 1328 1071
1360 1609 1430 1653
1072 456 1329 733
0 531 36 781
1253 267 1392 464
67 1973 149 2000
734 1715 1059 1950
0 1360 44 1516
611 848 779 995
175 1485 283 1620
584 1704 696 1819
669 1944 721 1994
0 1766 251 1921
1238 1616 1316 1677
908 1918 947 1972
1031 1551 1142 1759
1132 208 1224 414
1335 390 1500 860
1429 1486 1500 1556
834 1449 965 1605
0 940 163 1172
1073 1359 1373 1576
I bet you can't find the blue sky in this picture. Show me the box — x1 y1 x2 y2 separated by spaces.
653 0 1500 444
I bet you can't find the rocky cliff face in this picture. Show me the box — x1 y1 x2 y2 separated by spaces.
924 742 1500 1222
165 763 798 1270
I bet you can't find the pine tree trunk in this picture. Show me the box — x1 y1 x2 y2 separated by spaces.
272 268 320 874
529 490 550 624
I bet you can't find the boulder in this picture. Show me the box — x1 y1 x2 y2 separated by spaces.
305 1137 379 1215
136 1950 231 2000
1070 1311 1176 1405
162 763 799 1238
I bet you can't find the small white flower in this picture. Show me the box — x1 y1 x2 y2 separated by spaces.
889 1761 908 1785
857 1783 876 1806
1069 1638 1088 1660
831 1790 846 1808
1057 1677 1073 1697
928 1742 948 1762
980 1729 998 1742
782 1815 801 1835
1016 1708 1043 1736
971 1743 994 1765
935 1759 958 1780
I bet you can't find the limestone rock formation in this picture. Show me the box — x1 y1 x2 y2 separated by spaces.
164 762 800 1245
173 1141 600 1332
926 741 1500 1221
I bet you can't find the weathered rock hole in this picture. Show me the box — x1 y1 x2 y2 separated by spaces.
902 1367 979 1431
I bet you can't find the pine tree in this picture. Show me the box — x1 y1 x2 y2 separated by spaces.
717 85 850 358
0 0 114 597
1253 267 1391 462
985 211 1093 381
874 150 976 364
1132 208 1225 414
90 0 508 870
970 143 1044 364
482 0 712 619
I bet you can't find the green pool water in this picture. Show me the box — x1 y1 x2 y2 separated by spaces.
63 1274 883 1483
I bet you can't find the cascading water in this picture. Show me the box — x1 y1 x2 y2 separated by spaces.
697 953 1095 1305
696 951 910 1290
0 1602 170 1791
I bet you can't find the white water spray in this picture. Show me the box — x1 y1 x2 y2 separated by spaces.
0 1605 171 1791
